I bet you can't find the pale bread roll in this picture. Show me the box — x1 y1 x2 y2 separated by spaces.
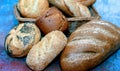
18 0 49 18
26 30 67 71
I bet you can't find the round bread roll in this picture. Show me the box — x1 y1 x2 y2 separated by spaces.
18 0 49 18
36 7 68 34
48 0 92 16
5 23 41 57
26 30 67 71
60 20 120 71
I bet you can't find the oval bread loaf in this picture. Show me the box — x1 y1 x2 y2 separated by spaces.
26 30 67 71
60 20 120 71
5 23 41 57
64 1 91 17
48 0 93 16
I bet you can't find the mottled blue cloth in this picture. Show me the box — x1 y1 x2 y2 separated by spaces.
0 0 120 71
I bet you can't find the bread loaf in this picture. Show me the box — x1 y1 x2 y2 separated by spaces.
60 20 120 71
79 0 96 6
26 30 67 71
48 0 73 16
48 0 92 16
18 0 49 18
5 23 41 57
36 7 68 34
64 1 91 17
65 0 96 6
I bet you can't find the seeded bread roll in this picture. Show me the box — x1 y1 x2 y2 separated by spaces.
36 7 68 34
26 30 67 71
5 23 41 57
48 0 92 16
18 0 49 18
60 20 120 71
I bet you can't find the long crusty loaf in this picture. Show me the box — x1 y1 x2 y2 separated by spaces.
60 20 120 71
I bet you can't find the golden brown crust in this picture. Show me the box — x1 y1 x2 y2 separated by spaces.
48 0 73 16
68 0 96 6
60 20 120 71
64 1 91 17
36 7 68 34
48 0 93 16
18 0 49 18
81 0 96 6
26 30 67 71
5 23 41 57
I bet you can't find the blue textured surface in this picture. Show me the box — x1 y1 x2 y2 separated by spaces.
0 0 120 71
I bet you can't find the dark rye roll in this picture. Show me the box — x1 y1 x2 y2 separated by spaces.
36 7 68 34
60 20 120 71
5 23 41 57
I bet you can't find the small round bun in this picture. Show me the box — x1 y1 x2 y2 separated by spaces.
5 23 41 57
36 7 68 34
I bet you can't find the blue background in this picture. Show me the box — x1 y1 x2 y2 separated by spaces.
0 0 120 71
